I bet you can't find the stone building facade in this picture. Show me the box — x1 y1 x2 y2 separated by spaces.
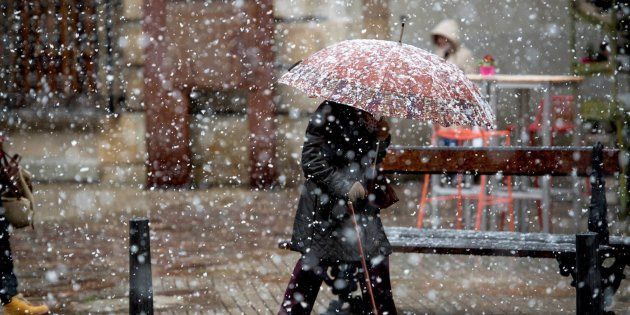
3 0 606 188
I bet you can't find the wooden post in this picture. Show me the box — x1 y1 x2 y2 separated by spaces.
67 0 79 93
45 0 59 93
5 0 20 106
576 232 603 315
246 0 276 189
20 0 30 97
0 1 9 95
32 1 44 92
83 0 97 92
143 0 192 188
129 218 153 315
59 0 70 97
104 0 115 112
75 0 85 94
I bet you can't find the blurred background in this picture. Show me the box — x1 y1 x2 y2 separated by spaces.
1 0 627 189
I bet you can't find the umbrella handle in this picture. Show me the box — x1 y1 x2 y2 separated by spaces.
348 202 379 315
366 142 380 195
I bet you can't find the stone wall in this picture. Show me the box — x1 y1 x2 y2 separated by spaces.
98 113 147 186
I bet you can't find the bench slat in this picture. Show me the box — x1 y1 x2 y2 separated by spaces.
381 147 620 176
385 227 574 244
388 236 572 258
278 228 629 259
384 227 630 258
385 227 572 258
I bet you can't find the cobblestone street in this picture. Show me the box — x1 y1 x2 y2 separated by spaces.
5 183 629 314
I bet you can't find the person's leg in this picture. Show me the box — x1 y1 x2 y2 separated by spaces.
0 212 18 305
359 256 397 315
0 204 48 315
279 257 325 315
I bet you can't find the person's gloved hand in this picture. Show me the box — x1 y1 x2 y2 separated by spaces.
347 181 366 204
376 118 390 141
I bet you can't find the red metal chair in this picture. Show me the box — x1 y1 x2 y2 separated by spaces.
417 126 515 231
528 95 580 231
528 95 576 145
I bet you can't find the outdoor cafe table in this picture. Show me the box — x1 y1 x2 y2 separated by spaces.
467 74 584 233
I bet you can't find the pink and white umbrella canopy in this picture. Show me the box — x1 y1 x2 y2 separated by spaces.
279 39 494 127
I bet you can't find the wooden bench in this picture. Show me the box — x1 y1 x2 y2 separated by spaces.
279 144 629 314
379 144 628 314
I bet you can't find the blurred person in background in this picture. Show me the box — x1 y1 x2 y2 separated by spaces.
431 19 476 74
0 139 49 315
430 18 478 149
0 198 49 315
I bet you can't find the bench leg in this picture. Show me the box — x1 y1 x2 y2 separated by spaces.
417 174 430 228
456 174 463 229
475 175 487 230
576 233 603 315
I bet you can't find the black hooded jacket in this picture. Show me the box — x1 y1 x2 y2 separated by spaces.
288 101 397 262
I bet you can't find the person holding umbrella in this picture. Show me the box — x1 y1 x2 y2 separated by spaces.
279 100 398 315
278 38 493 315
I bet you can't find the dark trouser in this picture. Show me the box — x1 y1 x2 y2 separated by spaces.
0 204 17 304
279 256 397 315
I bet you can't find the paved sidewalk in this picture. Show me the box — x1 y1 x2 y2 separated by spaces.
4 184 628 314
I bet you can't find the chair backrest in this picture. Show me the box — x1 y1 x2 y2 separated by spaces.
534 95 575 127
434 126 511 145
434 126 484 142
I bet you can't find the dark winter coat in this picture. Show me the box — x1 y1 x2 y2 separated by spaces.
288 101 398 263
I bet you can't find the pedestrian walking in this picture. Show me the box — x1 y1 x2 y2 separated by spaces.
0 197 49 315
0 141 49 315
279 101 398 314
278 38 493 314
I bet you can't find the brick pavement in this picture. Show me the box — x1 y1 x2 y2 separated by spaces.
3 184 628 314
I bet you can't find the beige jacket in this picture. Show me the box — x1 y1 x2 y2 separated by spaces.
431 19 476 74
